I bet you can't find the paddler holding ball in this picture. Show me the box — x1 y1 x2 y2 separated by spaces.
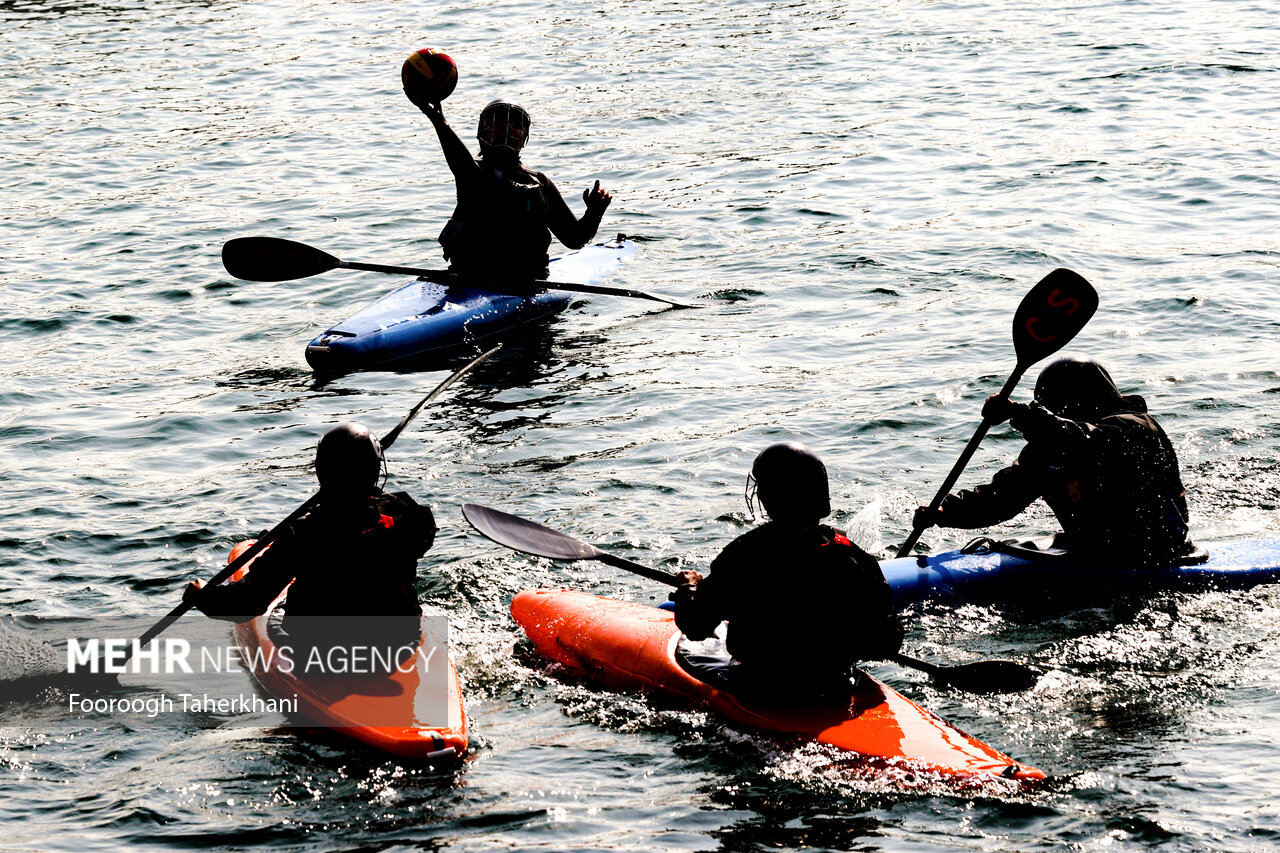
401 48 613 289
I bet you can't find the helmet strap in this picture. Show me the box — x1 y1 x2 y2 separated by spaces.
744 473 762 522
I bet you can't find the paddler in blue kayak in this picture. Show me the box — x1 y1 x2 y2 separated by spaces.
672 443 903 700
408 93 612 287
183 423 436 648
914 357 1195 565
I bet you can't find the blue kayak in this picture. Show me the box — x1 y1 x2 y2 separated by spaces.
305 237 637 371
883 537 1280 610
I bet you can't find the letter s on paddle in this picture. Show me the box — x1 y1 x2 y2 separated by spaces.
1046 287 1080 315
1025 288 1081 342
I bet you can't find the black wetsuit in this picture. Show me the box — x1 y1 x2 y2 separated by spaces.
193 491 435 645
430 116 605 283
938 399 1192 565
673 521 901 697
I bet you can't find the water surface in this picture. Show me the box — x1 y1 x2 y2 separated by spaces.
2 0 1278 849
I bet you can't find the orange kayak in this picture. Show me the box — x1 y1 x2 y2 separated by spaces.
227 541 468 762
511 588 1044 785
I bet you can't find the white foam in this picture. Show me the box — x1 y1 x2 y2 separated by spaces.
0 619 62 682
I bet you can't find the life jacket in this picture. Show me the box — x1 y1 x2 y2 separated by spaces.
439 159 551 281
279 494 432 627
1035 411 1191 562
698 523 893 675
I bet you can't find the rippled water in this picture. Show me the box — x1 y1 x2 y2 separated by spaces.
2 0 1279 849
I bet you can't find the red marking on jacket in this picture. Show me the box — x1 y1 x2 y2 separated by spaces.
363 514 396 534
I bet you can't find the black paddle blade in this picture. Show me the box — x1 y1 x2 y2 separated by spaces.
222 236 342 282
462 504 604 562
1011 268 1098 367
936 659 1040 694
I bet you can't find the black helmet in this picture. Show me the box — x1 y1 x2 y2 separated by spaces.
747 442 831 522
315 423 384 495
1034 358 1140 421
477 100 530 154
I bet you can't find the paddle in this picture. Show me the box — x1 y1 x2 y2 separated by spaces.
461 503 1039 694
889 651 1038 694
895 268 1098 558
113 344 502 669
461 502 680 586
222 236 705 310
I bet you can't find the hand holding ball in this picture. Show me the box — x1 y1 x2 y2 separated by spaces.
402 48 458 108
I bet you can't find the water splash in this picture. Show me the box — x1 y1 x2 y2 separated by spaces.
0 619 62 684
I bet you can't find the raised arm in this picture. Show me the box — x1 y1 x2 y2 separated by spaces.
541 175 612 250
413 100 480 181
928 458 1043 530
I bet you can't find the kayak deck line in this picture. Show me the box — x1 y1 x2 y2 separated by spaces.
511 588 1044 787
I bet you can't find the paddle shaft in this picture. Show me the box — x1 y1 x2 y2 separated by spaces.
895 365 1027 558
890 651 942 678
337 260 698 309
598 551 682 587
128 495 318 657
341 259 446 278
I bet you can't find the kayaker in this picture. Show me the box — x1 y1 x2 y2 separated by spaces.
408 94 612 286
913 357 1195 565
672 443 903 700
183 423 436 647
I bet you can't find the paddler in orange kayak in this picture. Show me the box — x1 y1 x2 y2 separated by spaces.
913 357 1195 565
408 93 612 287
183 423 436 648
672 443 903 700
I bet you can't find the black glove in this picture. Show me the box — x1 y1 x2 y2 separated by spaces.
982 393 1016 424
873 614 905 659
913 504 944 529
